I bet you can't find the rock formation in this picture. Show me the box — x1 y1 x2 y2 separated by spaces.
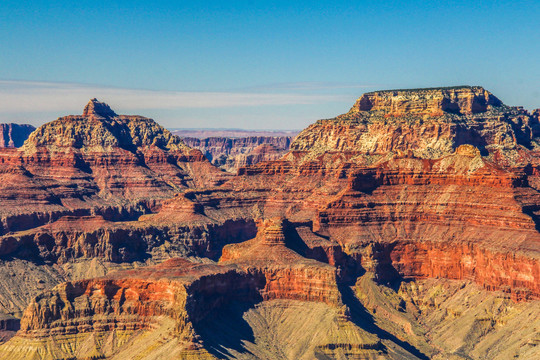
182 136 294 172
0 87 539 359
0 123 35 147
0 99 227 235
290 86 539 166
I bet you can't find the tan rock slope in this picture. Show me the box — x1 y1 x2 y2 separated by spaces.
0 87 539 359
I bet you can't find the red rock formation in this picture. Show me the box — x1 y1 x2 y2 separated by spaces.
220 218 342 306
178 87 540 302
0 99 227 234
11 258 259 360
390 241 540 301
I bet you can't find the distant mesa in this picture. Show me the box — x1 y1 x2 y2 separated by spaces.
182 136 295 172
0 123 35 148
351 85 503 116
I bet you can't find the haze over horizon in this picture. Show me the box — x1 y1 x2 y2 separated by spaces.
1 1 538 129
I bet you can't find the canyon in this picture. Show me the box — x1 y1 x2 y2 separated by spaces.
0 87 538 359
181 136 294 172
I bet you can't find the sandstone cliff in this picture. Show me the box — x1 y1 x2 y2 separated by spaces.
290 86 539 166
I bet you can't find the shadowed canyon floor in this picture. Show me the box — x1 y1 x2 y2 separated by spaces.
0 87 539 359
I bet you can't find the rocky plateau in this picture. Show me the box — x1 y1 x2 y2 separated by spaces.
0 87 538 359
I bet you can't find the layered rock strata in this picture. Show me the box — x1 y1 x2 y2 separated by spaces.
182 136 294 172
0 222 392 359
171 87 540 301
290 86 540 166
0 99 226 235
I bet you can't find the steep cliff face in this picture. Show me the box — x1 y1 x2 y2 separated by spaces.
0 123 35 148
351 86 502 116
290 86 539 165
220 218 343 306
182 136 294 172
2 259 250 359
0 224 417 359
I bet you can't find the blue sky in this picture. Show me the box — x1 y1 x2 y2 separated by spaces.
1 1 538 129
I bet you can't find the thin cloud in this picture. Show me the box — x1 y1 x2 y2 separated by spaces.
0 80 348 114
241 81 381 92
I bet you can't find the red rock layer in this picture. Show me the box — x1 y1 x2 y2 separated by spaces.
0 99 227 234
15 263 252 357
220 219 342 306
312 153 540 300
19 243 342 341
175 142 540 301
391 241 540 301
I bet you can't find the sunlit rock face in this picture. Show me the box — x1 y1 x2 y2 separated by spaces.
0 99 227 235
290 86 540 165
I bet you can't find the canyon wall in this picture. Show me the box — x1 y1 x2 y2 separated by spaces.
182 136 294 172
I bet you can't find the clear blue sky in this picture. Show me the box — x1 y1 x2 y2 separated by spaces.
0 0 538 129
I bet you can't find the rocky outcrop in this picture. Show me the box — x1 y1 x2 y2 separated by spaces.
290 86 539 166
0 214 258 267
182 136 294 172
0 123 35 148
220 218 343 306
0 99 227 235
352 86 502 116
